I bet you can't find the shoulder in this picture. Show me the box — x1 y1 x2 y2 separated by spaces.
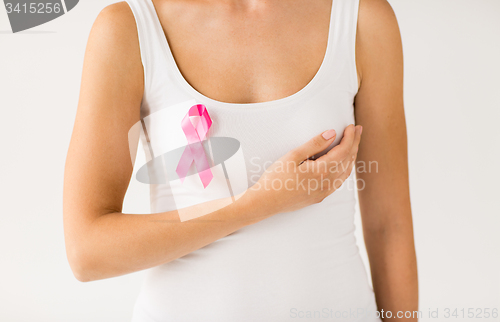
82 1 143 94
356 0 403 82
89 2 139 53
94 1 136 29
79 1 143 118
357 0 401 43
358 0 399 26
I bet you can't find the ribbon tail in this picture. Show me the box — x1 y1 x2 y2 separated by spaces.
198 168 214 189
191 141 214 188
175 146 194 183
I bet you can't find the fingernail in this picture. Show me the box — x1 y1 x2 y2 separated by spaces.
359 126 363 135
322 129 336 140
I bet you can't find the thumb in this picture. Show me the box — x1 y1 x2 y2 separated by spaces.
290 129 336 162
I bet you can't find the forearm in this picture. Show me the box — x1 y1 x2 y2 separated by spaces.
66 191 266 282
364 222 418 320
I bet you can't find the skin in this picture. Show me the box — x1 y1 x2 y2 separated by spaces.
63 0 417 320
355 0 418 319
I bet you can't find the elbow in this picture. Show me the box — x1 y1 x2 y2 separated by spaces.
72 268 93 283
66 242 98 282
64 217 104 282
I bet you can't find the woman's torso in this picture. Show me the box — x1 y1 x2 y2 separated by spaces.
125 0 380 320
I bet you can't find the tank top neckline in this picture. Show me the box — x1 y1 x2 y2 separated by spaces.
146 0 336 109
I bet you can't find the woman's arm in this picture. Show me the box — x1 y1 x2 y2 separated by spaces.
63 2 362 282
354 0 418 319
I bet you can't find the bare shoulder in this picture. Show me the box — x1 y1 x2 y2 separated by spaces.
358 0 399 28
92 1 137 39
76 1 143 139
86 1 142 80
89 1 139 60
80 1 143 112
356 0 403 83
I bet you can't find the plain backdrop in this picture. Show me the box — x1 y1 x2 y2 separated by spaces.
1 0 499 321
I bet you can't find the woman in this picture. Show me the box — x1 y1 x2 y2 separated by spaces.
63 0 418 320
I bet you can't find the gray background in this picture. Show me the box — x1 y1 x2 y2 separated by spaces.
0 0 499 320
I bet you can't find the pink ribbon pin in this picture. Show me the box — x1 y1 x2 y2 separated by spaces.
175 104 213 188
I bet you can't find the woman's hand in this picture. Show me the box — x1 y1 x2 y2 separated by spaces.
243 124 362 220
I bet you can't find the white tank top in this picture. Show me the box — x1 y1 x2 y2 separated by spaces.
126 0 381 320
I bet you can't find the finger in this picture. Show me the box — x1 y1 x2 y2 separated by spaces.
327 125 362 177
315 124 356 164
289 129 337 163
328 158 355 193
319 149 356 179
308 126 362 180
350 125 362 157
340 125 362 166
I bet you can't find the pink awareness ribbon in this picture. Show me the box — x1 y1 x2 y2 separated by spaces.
175 104 214 188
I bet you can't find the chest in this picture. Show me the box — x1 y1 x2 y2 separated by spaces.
153 0 332 104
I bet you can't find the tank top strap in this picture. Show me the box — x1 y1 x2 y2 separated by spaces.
125 0 171 115
329 0 361 94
